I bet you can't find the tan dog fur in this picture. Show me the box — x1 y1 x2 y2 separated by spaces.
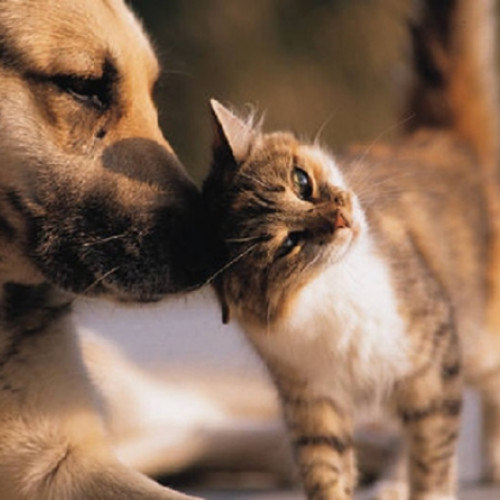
0 0 218 498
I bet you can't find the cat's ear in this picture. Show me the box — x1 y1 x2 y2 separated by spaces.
210 99 254 164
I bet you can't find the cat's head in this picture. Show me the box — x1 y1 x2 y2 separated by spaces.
203 100 365 326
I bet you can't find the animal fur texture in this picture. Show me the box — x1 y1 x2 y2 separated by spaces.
0 0 221 498
203 1 500 499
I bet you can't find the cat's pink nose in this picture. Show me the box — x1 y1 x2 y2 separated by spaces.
334 210 350 230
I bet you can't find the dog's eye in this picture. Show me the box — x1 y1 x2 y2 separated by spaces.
52 75 111 110
292 167 313 200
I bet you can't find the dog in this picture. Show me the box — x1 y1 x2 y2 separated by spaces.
0 0 221 498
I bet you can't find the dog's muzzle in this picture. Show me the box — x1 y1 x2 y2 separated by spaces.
23 138 225 301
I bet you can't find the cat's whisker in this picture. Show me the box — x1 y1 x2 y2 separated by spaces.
300 251 322 278
313 109 339 145
201 243 259 287
348 113 415 176
347 170 422 205
340 259 364 285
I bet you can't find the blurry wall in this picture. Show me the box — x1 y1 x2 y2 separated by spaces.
128 0 411 184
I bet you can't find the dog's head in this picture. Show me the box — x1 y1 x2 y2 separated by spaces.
0 0 223 301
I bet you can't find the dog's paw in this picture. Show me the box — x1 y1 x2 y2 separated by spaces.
13 452 201 500
81 462 202 500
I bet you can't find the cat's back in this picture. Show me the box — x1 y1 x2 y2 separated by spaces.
342 130 487 242
339 130 489 344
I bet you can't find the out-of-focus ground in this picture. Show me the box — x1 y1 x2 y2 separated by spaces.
190 485 500 499
75 290 493 497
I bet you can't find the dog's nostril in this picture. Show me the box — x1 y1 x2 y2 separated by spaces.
96 127 107 139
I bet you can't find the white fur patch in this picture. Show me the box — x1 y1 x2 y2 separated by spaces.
247 148 409 408
253 233 409 408
299 145 347 188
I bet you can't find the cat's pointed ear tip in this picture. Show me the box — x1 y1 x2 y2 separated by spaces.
210 98 231 120
209 98 220 111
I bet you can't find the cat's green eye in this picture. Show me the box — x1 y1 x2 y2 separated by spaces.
276 231 302 259
292 167 313 200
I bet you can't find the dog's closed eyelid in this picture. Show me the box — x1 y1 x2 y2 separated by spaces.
49 74 111 110
39 58 119 110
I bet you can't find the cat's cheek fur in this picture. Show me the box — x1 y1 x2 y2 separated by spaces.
246 234 410 408
298 145 347 189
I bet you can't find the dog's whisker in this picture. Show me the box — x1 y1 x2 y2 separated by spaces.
81 266 121 295
82 233 127 248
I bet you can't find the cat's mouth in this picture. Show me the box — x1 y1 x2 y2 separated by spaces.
323 209 361 264
333 209 350 230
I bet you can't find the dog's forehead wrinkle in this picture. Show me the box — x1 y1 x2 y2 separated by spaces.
0 0 158 81
102 0 160 79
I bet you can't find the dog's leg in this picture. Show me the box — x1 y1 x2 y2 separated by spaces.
0 284 199 500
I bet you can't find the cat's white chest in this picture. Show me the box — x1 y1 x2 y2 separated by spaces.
250 239 409 406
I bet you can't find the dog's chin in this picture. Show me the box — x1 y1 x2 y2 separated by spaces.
26 190 226 303
90 269 203 303
34 248 218 302
39 265 204 303
86 284 164 304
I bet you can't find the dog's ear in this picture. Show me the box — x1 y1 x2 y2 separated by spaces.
210 99 254 165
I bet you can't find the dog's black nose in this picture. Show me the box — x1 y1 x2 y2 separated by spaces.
167 194 227 291
66 137 228 299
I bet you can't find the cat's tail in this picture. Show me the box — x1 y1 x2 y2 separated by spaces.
406 0 499 169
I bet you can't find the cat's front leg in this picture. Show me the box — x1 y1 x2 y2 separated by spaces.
280 388 356 500
394 341 462 500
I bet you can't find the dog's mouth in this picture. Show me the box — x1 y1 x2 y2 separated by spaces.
27 197 224 301
88 202 225 301
17 160 225 301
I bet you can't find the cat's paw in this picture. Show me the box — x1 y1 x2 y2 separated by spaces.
370 480 408 500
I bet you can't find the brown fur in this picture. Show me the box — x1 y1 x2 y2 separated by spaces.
0 0 219 498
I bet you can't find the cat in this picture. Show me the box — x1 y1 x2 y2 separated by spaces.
202 1 500 499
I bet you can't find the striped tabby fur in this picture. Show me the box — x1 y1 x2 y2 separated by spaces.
203 1 500 498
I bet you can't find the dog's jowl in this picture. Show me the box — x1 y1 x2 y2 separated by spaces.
0 1 219 499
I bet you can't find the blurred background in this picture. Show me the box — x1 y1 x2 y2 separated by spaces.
128 0 411 184
74 0 490 498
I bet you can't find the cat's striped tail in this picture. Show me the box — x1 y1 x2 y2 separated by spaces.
406 0 499 169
